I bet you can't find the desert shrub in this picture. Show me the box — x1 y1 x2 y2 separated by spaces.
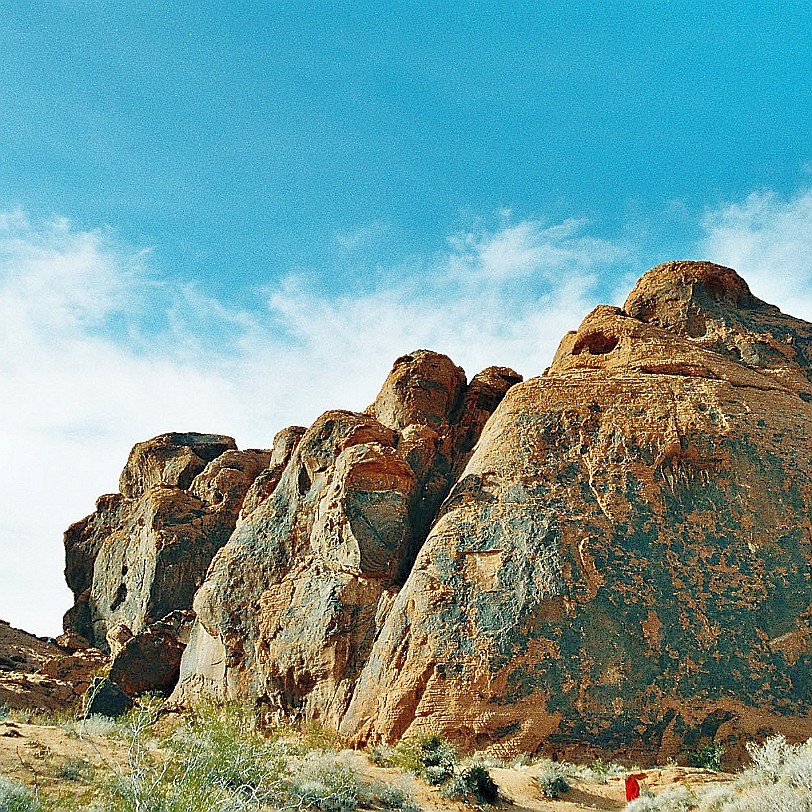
367 744 397 767
559 757 627 783
298 720 346 752
0 774 41 812
167 704 290 805
740 735 812 794
698 785 739 812
64 713 120 740
686 742 725 772
585 757 626 781
744 734 794 784
441 764 498 804
536 764 569 799
0 705 8 722
366 780 419 811
626 786 692 812
395 734 457 784
467 752 508 769
288 756 361 812
55 757 94 782
621 737 812 811
86 698 290 812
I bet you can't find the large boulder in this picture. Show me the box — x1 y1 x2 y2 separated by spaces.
63 433 271 661
108 611 193 697
340 262 812 764
172 352 521 718
119 432 237 500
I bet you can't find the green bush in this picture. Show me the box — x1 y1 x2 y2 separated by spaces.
167 704 289 806
0 774 41 812
441 764 498 804
686 743 725 772
395 734 457 784
536 765 569 799
55 758 94 782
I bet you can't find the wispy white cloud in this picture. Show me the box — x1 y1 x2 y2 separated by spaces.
0 212 620 635
446 217 627 283
698 188 812 320
6 191 811 636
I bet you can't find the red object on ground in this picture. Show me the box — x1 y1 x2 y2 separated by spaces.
625 774 646 802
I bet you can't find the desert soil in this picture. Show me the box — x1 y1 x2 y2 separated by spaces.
2 719 732 811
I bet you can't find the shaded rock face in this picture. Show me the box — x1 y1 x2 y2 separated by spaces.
173 351 521 719
108 611 193 697
342 262 812 763
63 433 271 662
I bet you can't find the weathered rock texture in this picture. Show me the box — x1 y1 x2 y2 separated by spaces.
63 432 280 695
64 433 271 652
64 261 812 764
342 262 812 764
173 351 521 721
0 620 107 711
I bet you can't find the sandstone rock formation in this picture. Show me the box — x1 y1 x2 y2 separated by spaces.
62 432 280 696
0 620 107 711
108 611 193 697
173 351 521 720
61 261 812 764
341 262 812 764
63 433 271 653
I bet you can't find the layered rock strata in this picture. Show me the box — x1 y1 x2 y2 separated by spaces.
63 261 812 764
0 620 107 711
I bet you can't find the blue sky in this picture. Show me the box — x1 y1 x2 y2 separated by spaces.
2 2 812 634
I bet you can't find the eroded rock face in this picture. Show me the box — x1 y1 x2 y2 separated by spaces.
240 427 307 522
108 611 193 697
73 262 812 763
119 433 238 500
0 620 107 712
173 352 521 718
341 262 812 763
63 434 271 662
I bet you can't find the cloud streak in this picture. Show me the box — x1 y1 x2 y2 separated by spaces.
699 187 812 320
0 212 621 634
4 189 812 635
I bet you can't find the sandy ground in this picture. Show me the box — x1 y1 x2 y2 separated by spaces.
1 720 734 812
0 718 136 807
0 618 743 810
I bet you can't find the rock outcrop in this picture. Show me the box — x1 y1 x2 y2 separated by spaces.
61 261 812 764
341 262 812 764
62 432 280 697
63 433 271 653
0 620 107 711
172 351 521 720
